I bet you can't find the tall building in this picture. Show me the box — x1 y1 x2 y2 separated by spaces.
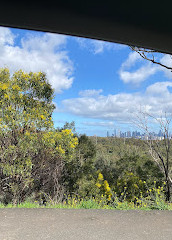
127 131 131 138
132 131 136 138
117 129 121 138
158 130 163 137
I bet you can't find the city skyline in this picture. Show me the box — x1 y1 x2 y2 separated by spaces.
106 129 171 140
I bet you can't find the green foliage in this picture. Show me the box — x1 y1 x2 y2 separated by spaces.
115 154 164 189
116 171 146 201
78 199 100 209
62 121 76 133
94 139 165 202
0 68 78 204
61 134 97 197
0 68 55 132
0 67 55 204
0 67 171 208
78 134 96 159
95 172 112 200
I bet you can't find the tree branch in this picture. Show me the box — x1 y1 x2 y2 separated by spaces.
130 46 172 71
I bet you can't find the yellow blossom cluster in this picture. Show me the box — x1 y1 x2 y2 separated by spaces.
96 172 112 201
0 83 9 90
42 129 78 160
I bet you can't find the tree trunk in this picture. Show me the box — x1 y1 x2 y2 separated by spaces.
166 177 171 202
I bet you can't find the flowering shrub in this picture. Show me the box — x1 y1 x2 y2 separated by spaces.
96 172 112 201
0 68 78 204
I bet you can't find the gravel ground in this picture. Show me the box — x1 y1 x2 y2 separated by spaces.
0 209 171 240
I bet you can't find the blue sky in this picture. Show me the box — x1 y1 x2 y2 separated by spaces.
0 26 172 136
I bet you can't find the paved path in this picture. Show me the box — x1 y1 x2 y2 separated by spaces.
0 209 171 240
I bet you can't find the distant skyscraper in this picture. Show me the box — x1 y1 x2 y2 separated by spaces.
127 131 131 138
158 130 163 137
120 132 124 138
132 131 136 138
107 131 109 137
117 129 120 138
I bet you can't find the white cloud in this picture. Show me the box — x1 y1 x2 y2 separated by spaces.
160 54 172 79
121 51 141 68
0 27 74 93
119 51 160 84
61 83 172 122
62 93 140 122
76 37 126 54
79 89 103 97
0 27 15 45
82 121 115 128
119 64 158 84
119 51 172 85
146 81 172 96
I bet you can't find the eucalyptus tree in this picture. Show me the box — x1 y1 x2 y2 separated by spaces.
0 68 78 204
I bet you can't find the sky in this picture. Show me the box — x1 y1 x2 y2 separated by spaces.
0 26 172 136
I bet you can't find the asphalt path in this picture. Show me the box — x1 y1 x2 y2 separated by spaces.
0 209 171 240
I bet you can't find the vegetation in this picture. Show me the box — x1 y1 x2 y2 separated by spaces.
0 67 171 209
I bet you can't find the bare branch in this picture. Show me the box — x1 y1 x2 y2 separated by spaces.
130 46 172 71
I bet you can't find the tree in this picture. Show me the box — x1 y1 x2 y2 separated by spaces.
62 134 97 198
0 68 55 203
63 121 76 133
114 153 164 201
130 46 172 201
31 128 78 203
0 68 55 132
134 111 172 201
0 68 78 204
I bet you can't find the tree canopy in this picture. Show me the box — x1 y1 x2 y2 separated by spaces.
0 68 55 133
0 68 78 204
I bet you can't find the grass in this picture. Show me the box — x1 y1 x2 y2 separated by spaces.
0 185 171 210
0 198 171 210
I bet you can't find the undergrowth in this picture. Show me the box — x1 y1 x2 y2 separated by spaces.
0 194 171 210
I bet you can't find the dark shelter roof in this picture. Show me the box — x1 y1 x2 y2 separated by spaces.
0 1 172 54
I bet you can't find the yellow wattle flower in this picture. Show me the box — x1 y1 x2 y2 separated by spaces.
98 173 104 181
40 115 46 120
96 182 101 188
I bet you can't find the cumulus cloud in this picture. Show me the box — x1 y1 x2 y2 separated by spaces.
0 27 15 45
61 83 172 122
79 89 103 97
121 51 141 68
146 81 172 96
119 51 160 84
82 121 115 128
76 37 126 54
62 92 141 122
119 50 172 85
0 26 74 93
119 64 158 84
